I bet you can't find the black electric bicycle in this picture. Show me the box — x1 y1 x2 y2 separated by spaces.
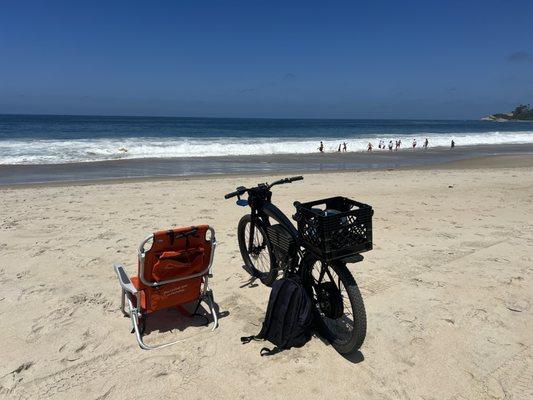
225 176 373 354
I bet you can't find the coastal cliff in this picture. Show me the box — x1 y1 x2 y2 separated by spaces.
482 104 533 121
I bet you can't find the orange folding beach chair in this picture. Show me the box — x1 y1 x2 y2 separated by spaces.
114 225 217 349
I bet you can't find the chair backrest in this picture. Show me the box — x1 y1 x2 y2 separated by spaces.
139 225 213 285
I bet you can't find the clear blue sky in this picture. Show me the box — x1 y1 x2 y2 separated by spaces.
1 0 532 119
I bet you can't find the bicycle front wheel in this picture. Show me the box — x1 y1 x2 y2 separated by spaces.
304 254 367 354
237 215 277 286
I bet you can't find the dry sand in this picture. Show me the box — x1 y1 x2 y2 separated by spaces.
1 157 532 399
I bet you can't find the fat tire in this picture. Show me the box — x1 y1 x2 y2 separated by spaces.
306 256 367 354
237 214 277 286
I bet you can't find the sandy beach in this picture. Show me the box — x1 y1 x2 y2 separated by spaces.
1 155 532 399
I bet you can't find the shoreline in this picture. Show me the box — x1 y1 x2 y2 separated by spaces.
1 143 533 186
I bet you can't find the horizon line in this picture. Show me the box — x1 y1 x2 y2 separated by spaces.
0 112 485 122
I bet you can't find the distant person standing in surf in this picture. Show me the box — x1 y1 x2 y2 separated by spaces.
395 139 401 151
318 141 324 153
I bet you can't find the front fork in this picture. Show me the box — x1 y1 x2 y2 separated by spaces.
247 213 256 254
247 211 272 255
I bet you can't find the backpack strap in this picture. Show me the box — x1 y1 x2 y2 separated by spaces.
277 285 298 349
279 286 302 348
257 279 286 339
240 280 286 346
241 338 284 356
241 335 261 344
260 346 283 356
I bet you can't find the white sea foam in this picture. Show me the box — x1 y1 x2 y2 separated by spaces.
1 131 532 165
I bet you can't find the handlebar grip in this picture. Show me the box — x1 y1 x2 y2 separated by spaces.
225 186 247 199
293 201 302 208
289 176 303 182
224 191 239 199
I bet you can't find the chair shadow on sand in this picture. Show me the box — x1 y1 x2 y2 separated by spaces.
140 299 229 338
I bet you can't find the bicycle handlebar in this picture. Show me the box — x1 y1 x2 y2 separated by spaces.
268 175 303 188
224 176 303 199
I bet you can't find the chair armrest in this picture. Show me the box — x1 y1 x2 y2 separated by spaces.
113 263 137 295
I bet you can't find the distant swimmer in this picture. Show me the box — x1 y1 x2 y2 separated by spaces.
118 147 128 153
343 142 347 152
424 138 429 149
338 144 341 152
412 139 417 149
451 140 455 149
318 141 324 153
388 140 393 151
367 142 373 152
395 139 401 151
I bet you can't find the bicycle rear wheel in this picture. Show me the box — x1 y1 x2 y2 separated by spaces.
237 215 277 286
304 254 366 354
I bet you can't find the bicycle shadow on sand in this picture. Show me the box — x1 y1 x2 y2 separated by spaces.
314 334 365 364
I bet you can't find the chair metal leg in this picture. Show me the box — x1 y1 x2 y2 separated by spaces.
191 298 209 326
206 290 218 331
127 297 182 350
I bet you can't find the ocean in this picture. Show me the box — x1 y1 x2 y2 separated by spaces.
1 115 533 165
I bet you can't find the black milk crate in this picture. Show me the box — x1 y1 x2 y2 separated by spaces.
295 196 373 261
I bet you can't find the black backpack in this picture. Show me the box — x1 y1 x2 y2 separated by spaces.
241 277 313 355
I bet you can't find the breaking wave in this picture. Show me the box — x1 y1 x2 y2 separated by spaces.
1 131 533 165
